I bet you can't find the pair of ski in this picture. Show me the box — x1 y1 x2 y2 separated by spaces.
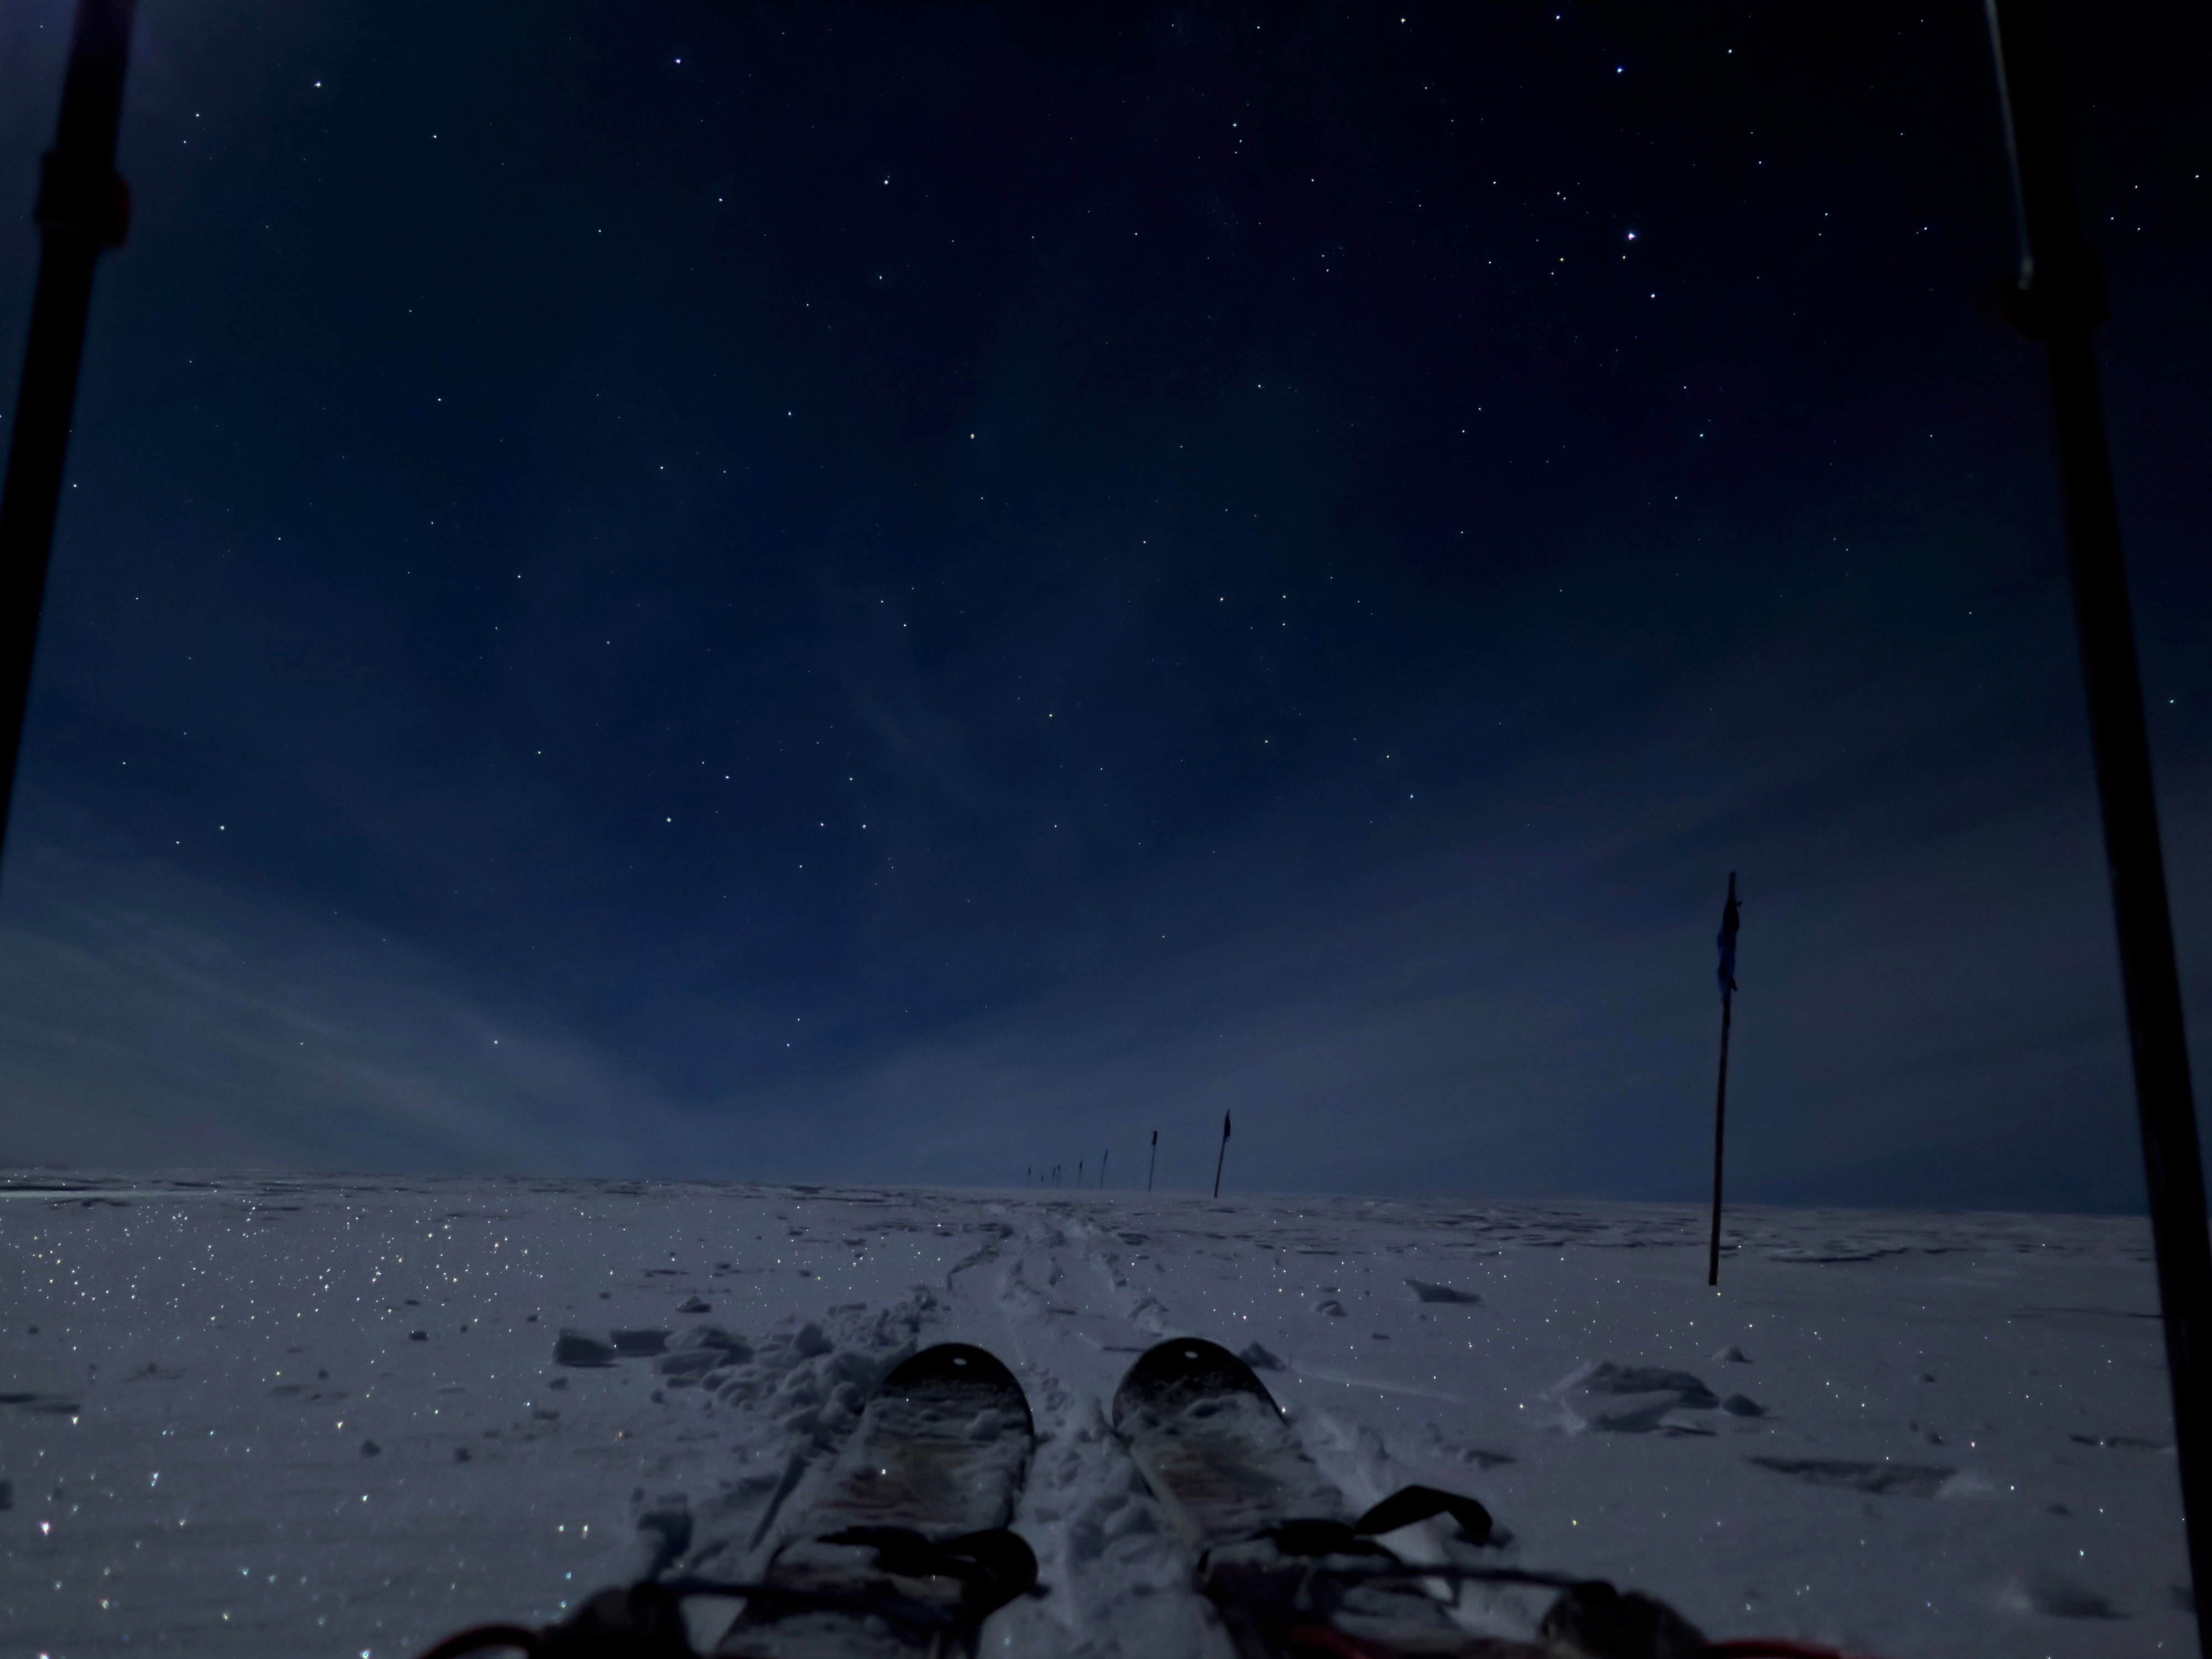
420 1337 1835 1659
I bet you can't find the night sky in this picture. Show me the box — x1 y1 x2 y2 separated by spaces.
0 0 2204 1207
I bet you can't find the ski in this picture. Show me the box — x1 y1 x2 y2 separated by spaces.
698 1340 1037 1658
414 1343 1037 1659
1110 1337 1706 1659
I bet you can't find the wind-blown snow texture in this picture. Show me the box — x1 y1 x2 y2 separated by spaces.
0 1175 2192 1658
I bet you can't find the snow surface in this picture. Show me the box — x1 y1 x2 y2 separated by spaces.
0 1173 2193 1658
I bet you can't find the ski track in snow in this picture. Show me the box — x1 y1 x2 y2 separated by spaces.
0 1173 2190 1659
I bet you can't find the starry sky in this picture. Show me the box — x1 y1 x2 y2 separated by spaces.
0 0 2204 1207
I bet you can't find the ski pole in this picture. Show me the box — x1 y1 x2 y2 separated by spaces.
1983 0 2212 1637
0 0 138 860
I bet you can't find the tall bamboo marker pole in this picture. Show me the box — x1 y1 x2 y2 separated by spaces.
1707 874 1740 1287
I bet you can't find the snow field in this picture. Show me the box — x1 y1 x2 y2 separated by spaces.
0 1174 2191 1658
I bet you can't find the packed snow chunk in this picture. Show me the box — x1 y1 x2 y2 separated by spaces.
655 1349 724 1380
551 1328 615 1367
672 1323 753 1360
1720 1393 1765 1417
1747 1457 1955 1498
1712 1344 1750 1363
1554 1361 1718 1432
1580 1364 1718 1407
1404 1278 1481 1304
828 1347 891 1392
677 1296 711 1313
610 1328 670 1356
1235 1342 1285 1371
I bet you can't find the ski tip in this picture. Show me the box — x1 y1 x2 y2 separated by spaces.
1112 1336 1280 1431
881 1342 1035 1430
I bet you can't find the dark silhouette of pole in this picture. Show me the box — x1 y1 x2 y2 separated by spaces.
1707 873 1739 1287
1984 1 2211 1629
1147 1130 1157 1192
0 0 138 859
1099 1147 1108 1189
1212 1110 1231 1199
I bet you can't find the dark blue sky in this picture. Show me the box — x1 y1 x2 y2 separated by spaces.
0 0 2204 1206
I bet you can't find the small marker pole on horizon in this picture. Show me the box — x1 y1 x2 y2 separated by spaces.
1708 873 1740 1287
1100 1147 1108 1189
1078 1158 1085 1188
1212 1110 1231 1199
1147 1130 1157 1191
